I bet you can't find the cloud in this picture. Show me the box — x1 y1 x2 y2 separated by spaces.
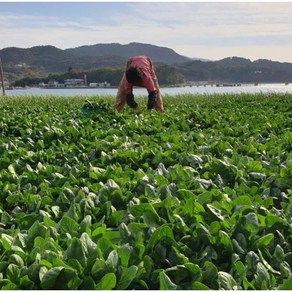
1 2 292 62
178 43 292 62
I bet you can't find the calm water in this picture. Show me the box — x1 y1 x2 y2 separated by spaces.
4 83 292 97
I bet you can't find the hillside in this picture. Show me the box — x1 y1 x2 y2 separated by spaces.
66 42 190 64
175 57 292 83
0 42 190 82
1 43 292 84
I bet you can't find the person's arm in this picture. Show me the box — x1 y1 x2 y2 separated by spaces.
121 76 138 109
146 57 161 110
141 57 158 93
141 64 157 110
147 91 157 110
141 75 157 110
126 92 138 109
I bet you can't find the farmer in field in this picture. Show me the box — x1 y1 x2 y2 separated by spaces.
114 56 164 112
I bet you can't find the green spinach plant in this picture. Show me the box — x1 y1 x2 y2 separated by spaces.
0 93 291 289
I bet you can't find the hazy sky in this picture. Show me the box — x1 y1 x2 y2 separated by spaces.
1 1 292 62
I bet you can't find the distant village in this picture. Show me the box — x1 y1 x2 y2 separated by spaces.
39 75 111 88
1 78 111 90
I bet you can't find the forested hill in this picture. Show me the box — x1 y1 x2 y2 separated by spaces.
0 42 190 82
175 57 292 83
2 42 292 84
66 42 190 64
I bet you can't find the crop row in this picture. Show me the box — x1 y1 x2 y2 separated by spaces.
0 93 291 289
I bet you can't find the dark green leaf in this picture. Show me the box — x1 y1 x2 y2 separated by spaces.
191 281 210 290
40 267 63 289
91 259 107 277
118 244 132 267
148 224 174 250
57 214 79 235
116 265 138 289
255 262 270 289
95 273 116 290
159 271 178 290
7 264 20 283
244 212 259 234
63 237 87 267
106 250 118 272
278 275 292 290
219 230 233 253
218 271 240 290
255 233 274 248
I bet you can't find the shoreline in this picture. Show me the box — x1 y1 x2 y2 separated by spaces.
6 81 291 91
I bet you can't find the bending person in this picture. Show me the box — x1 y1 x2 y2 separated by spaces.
114 55 164 112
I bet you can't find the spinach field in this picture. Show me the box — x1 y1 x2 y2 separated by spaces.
0 93 291 290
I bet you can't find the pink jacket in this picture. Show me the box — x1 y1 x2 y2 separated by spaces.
122 56 157 94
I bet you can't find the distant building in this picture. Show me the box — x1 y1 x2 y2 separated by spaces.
48 80 59 87
39 80 64 88
89 83 98 87
89 81 111 87
98 81 111 87
0 80 9 90
64 79 85 87
4 80 10 88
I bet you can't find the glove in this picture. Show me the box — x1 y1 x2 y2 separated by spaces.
126 93 138 109
148 91 157 110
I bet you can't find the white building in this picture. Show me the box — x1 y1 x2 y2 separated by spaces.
98 81 111 87
89 81 111 87
64 79 85 87
89 83 98 87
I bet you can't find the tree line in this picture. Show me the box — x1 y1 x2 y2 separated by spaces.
12 64 186 87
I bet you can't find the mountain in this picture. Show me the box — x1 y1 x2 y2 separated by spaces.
1 43 292 84
0 42 191 82
67 42 190 64
175 56 292 83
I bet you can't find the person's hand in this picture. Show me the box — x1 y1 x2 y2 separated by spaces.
134 106 141 113
126 93 138 109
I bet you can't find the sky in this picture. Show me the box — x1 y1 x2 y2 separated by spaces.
1 1 292 62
